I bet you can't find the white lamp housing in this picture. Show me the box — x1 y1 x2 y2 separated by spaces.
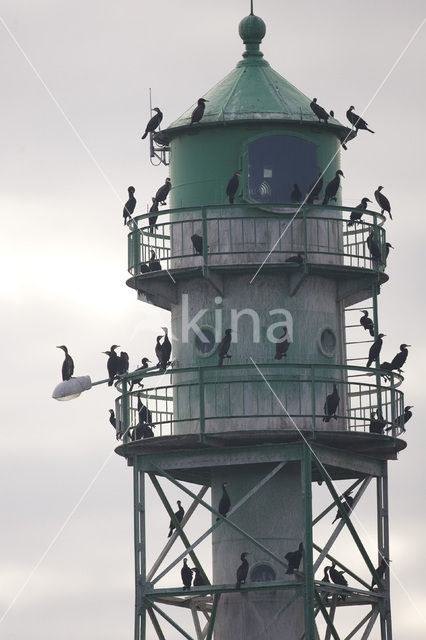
52 376 92 401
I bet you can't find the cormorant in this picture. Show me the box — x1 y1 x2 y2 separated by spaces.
154 178 171 206
57 345 74 381
168 500 185 537
155 335 164 368
217 482 231 520
226 171 240 204
140 263 150 273
389 344 410 373
236 552 249 589
323 384 339 422
369 410 386 434
149 250 162 271
217 329 232 366
181 559 193 591
346 106 374 133
137 393 152 425
322 170 344 206
370 557 389 589
161 327 172 364
310 98 330 124
190 98 208 125
141 107 163 139
129 357 151 392
192 567 207 587
103 345 120 385
118 351 129 375
108 409 122 439
374 186 392 219
285 253 304 265
149 198 159 232
123 186 136 225
366 231 382 262
290 183 302 203
393 405 413 432
191 234 203 256
332 491 354 523
285 542 303 574
360 310 374 337
366 334 385 368
385 242 393 259
306 172 323 204
275 328 291 359
348 198 371 226
322 566 331 583
328 562 348 599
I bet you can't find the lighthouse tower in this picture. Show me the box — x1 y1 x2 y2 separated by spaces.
116 10 406 640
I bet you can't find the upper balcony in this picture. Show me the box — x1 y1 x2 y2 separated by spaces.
127 203 388 309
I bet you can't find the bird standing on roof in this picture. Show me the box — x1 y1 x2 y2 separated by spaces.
226 171 240 204
123 186 136 225
103 345 120 386
346 106 374 133
323 384 340 422
218 329 232 366
236 552 249 589
285 542 303 574
190 98 208 125
360 310 374 336
374 186 392 219
322 170 344 205
366 334 385 368
168 500 185 537
141 107 163 139
57 345 74 381
154 178 171 206
310 98 330 123
348 198 371 226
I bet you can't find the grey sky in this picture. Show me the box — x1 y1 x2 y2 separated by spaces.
1 1 425 638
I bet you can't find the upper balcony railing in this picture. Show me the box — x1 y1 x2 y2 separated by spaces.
114 362 404 444
127 203 387 277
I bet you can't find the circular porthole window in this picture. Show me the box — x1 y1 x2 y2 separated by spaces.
250 563 276 583
318 327 337 358
194 326 216 357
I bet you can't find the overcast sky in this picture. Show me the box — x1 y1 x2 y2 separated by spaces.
1 1 425 638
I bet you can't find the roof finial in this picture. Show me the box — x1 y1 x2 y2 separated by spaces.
250 0 254 15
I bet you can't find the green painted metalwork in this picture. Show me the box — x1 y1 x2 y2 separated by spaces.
302 446 315 638
148 602 195 640
314 591 340 640
205 594 220 640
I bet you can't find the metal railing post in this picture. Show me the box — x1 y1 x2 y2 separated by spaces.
201 207 208 275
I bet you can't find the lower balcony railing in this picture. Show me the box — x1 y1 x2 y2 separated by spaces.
127 203 387 276
114 363 404 443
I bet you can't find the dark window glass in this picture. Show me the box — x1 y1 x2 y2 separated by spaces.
250 564 276 582
195 328 216 355
247 135 317 203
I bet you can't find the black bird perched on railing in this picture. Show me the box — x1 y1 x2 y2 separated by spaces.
129 357 151 392
275 328 291 359
285 542 303 574
103 345 120 385
322 170 344 206
190 98 208 125
332 490 354 523
162 327 172 365
218 329 232 366
323 383 339 422
369 410 387 434
226 170 240 204
387 405 413 433
181 559 193 590
366 333 385 368
374 186 392 219
192 567 207 586
191 234 203 256
328 563 348 599
154 178 171 206
141 107 163 139
348 198 372 226
217 482 231 520
117 351 129 375
155 335 165 369
310 98 330 124
108 409 122 439
385 243 393 259
168 500 185 537
285 253 304 265
291 183 302 203
148 198 159 233
123 186 136 225
366 231 382 262
236 552 249 589
149 250 162 271
307 172 323 204
389 344 411 373
360 310 374 337
346 106 374 133
57 345 74 381
370 557 389 589
137 393 152 425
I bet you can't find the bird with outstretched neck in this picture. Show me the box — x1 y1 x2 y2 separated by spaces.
346 106 374 133
366 333 385 368
168 500 185 537
123 186 136 225
141 107 163 139
375 186 392 219
348 197 371 226
57 345 74 381
103 345 120 386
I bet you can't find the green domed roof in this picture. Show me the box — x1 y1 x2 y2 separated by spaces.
155 13 350 144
